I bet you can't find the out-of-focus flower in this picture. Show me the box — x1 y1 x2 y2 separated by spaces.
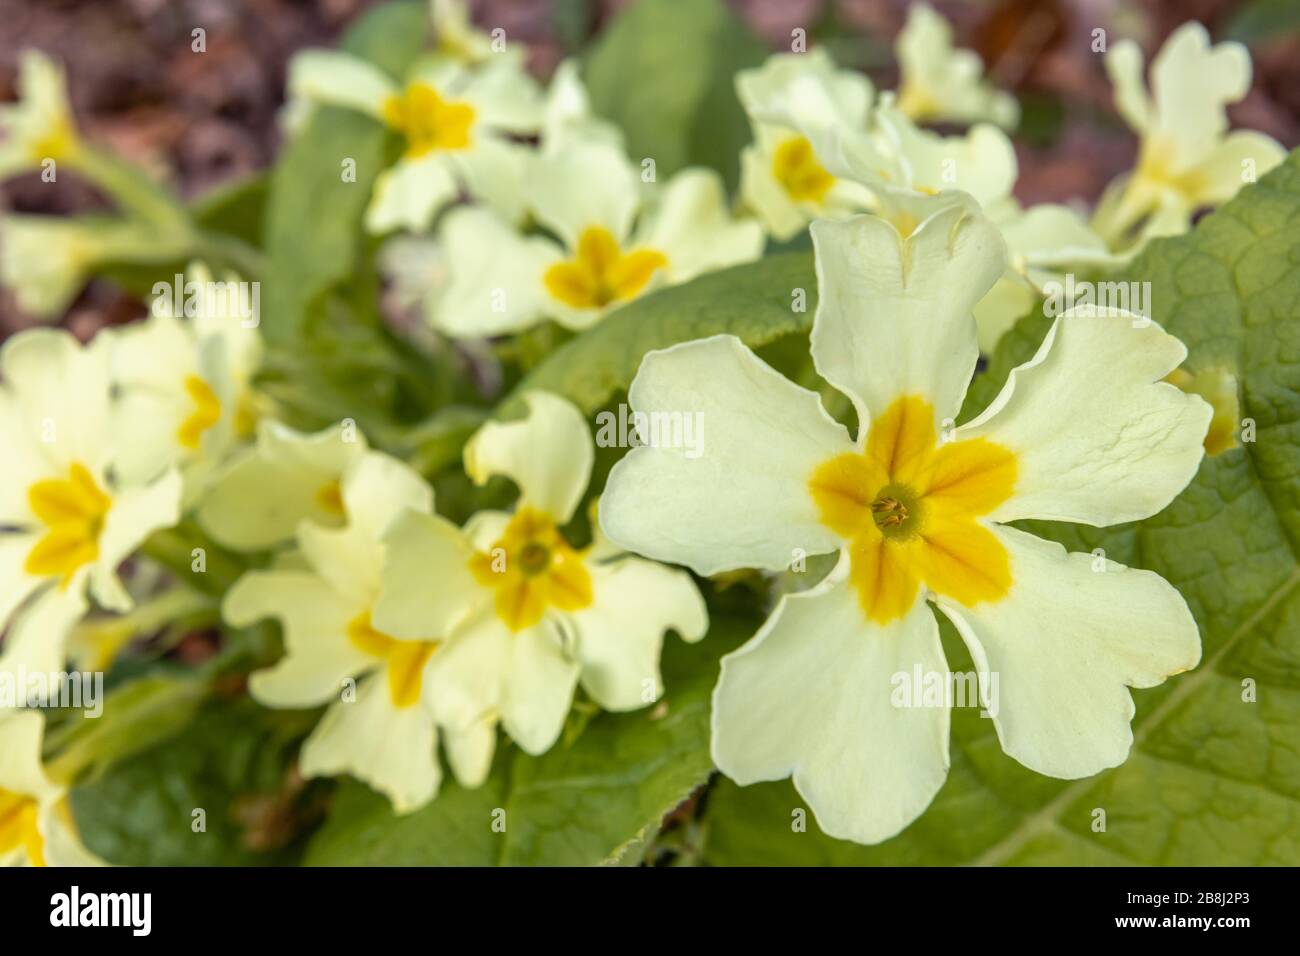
0 711 104 866
373 391 707 757
288 51 541 232
0 216 175 321
735 50 875 240
0 329 181 644
195 421 367 553
601 204 1209 844
429 141 762 337
224 450 475 812
1094 22 1284 252
895 4 1018 130
112 263 264 503
0 51 80 178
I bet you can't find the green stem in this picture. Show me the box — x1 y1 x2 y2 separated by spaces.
69 145 192 234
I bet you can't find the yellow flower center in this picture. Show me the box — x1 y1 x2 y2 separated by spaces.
346 611 439 710
808 395 1017 624
314 479 346 518
381 83 475 158
468 507 594 632
177 374 222 450
24 462 112 587
543 226 668 311
0 789 46 867
771 135 836 204
1165 367 1239 457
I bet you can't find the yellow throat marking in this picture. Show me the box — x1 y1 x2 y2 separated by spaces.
808 395 1017 623
469 507 594 632
24 462 112 587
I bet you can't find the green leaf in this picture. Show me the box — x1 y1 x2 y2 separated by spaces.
339 0 429 78
303 615 757 865
582 0 767 191
193 172 269 248
703 149 1300 865
506 251 814 415
71 700 320 866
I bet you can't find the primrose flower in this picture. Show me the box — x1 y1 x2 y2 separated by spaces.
735 50 876 240
0 711 103 866
1095 22 1284 251
600 204 1211 844
0 51 80 178
373 391 707 757
111 264 264 502
894 3 1018 129
430 141 763 337
224 450 478 812
196 420 367 553
288 51 540 232
0 329 181 640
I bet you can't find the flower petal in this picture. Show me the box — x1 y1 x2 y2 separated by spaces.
91 467 182 613
225 569 369 708
936 525 1201 778
441 713 497 788
1186 129 1286 205
464 391 593 524
373 510 486 640
1 328 111 475
37 798 106 867
637 168 764 283
287 50 394 119
431 206 559 337
1103 39 1151 134
196 421 365 551
0 534 44 629
1148 23 1250 162
0 588 86 720
500 623 579 755
712 558 950 844
810 204 1006 435
958 308 1212 525
300 673 441 814
0 709 55 799
365 154 460 235
450 137 534 225
566 555 707 711
528 141 639 248
600 335 854 575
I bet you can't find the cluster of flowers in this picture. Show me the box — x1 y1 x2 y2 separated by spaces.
0 1 1280 863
